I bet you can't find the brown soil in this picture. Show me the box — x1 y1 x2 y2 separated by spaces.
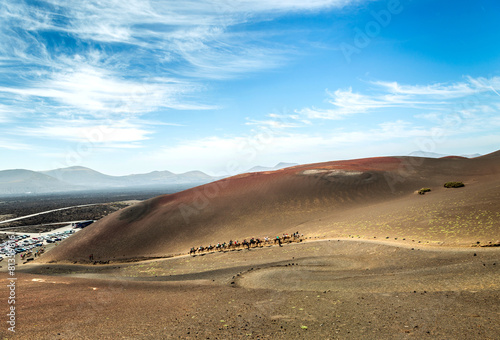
4 239 499 339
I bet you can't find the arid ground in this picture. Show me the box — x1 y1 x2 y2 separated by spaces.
1 152 499 339
4 240 500 339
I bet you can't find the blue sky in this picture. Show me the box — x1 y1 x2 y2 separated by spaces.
0 0 499 176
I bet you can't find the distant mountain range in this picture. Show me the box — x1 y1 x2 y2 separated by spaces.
40 167 215 188
0 163 299 196
0 169 82 195
408 151 481 158
0 166 219 196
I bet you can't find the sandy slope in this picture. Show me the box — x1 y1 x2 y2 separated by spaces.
41 151 500 263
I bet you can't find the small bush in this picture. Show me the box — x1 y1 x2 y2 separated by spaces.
418 188 431 195
444 181 465 188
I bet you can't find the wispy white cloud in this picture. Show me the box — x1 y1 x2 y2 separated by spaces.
0 105 12 122
0 139 32 151
0 0 359 80
373 81 475 98
30 0 355 44
245 113 311 129
245 119 303 129
15 118 154 146
373 76 500 98
0 102 31 123
296 87 423 119
0 64 208 115
297 76 500 120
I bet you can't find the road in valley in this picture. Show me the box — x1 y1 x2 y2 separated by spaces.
0 204 100 225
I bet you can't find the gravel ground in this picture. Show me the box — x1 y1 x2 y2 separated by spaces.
3 240 499 339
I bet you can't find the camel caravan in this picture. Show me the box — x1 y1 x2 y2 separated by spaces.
189 231 303 256
20 246 46 263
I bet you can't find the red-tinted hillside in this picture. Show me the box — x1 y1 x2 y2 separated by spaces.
41 152 500 263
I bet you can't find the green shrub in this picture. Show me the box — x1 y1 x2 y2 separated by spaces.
418 188 431 195
444 181 465 188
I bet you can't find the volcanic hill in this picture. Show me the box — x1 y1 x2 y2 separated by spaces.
42 150 500 263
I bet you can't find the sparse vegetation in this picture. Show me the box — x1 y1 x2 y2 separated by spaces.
444 181 465 188
418 188 431 195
